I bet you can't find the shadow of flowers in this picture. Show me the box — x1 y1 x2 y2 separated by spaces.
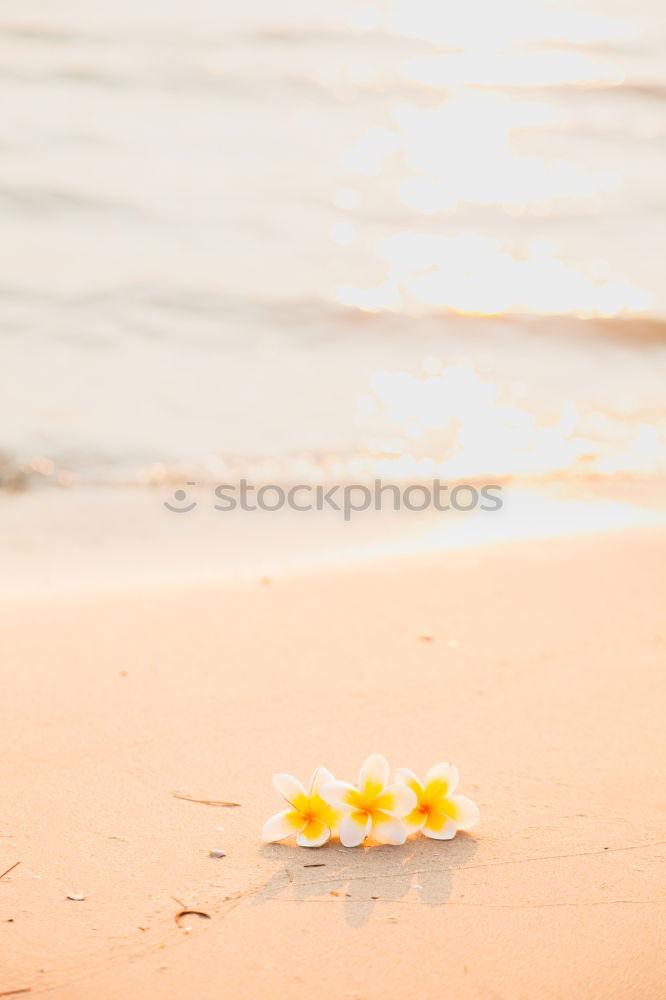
254 834 478 927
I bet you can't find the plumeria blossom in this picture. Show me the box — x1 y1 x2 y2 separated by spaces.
262 766 340 847
320 753 417 847
396 762 479 840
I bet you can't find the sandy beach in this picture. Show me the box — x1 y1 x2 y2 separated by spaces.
3 0 666 995
2 524 665 999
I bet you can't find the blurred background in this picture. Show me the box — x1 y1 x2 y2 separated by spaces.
1 0 665 590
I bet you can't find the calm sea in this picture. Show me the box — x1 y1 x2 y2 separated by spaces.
1 0 665 491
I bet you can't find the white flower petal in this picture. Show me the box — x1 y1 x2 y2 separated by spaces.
422 812 457 840
403 806 427 835
359 753 389 799
448 794 480 831
339 811 371 847
320 780 360 811
371 812 408 845
376 783 417 817
395 767 424 798
262 809 305 843
296 818 330 848
272 773 308 811
424 762 459 800
308 765 335 798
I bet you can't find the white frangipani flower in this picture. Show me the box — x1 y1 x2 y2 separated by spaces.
262 766 340 847
320 753 416 847
396 762 479 840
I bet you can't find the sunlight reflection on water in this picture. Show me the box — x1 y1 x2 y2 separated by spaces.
1 0 664 493
336 0 652 318
354 360 666 480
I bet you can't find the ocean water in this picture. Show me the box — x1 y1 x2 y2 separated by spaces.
1 0 666 491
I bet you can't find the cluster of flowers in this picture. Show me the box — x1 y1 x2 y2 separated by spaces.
262 752 479 848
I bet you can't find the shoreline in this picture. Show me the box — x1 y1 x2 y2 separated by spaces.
1 478 665 597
